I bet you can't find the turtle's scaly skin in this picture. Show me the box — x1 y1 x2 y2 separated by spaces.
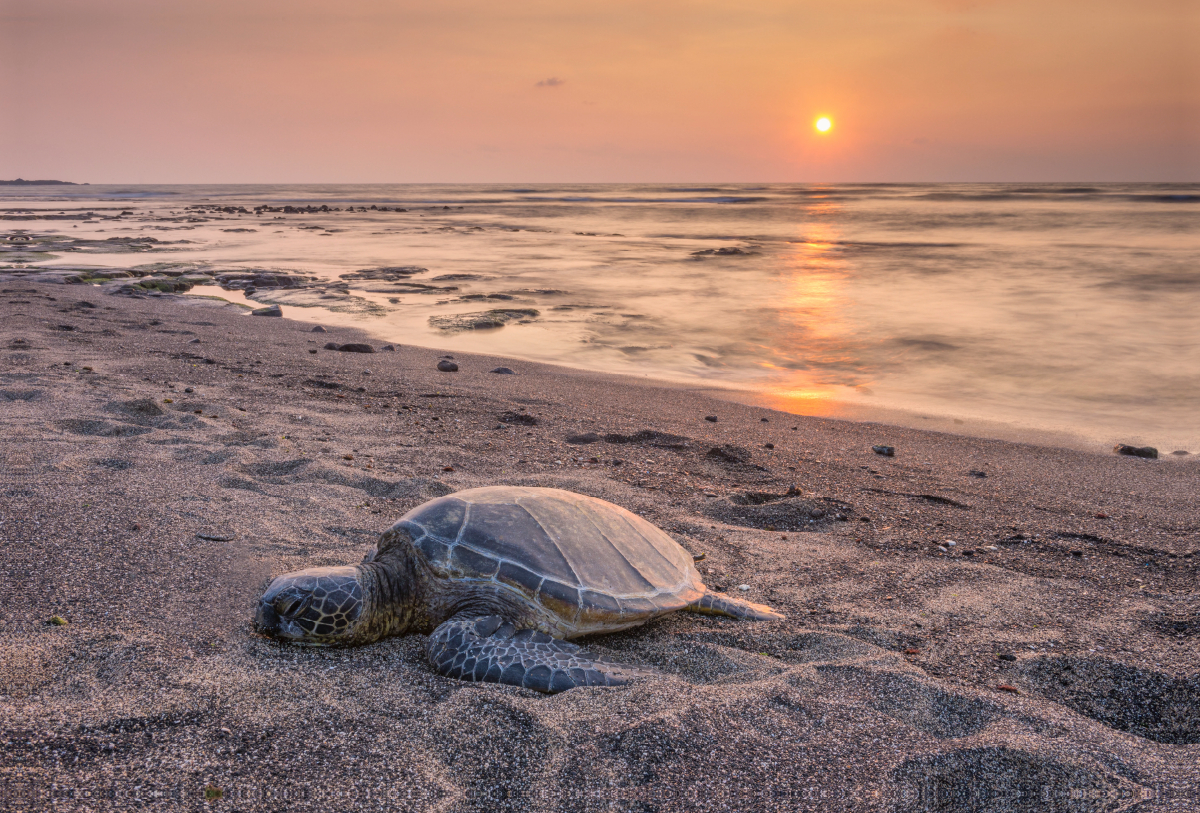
255 486 783 692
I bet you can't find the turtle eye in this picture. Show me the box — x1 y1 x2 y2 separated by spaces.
275 595 307 617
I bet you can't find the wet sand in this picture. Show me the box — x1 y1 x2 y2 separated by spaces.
1 283 1196 812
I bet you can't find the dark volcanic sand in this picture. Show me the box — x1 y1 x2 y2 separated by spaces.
1 284 1196 812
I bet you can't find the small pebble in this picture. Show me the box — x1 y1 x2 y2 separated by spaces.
764 443 774 449
760 418 768 422
704 416 718 422
187 338 201 344
737 584 751 592
437 360 459 372
490 367 516 374
184 387 193 393
49 615 68 626
997 652 1017 661
380 344 395 351
1114 444 1157 459
872 445 895 457
311 325 327 332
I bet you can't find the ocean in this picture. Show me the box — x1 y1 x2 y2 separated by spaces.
3 182 1196 452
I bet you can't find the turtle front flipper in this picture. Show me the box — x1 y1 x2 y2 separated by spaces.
427 615 657 693
685 589 785 621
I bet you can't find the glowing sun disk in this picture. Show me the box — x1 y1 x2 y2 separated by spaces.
815 117 832 132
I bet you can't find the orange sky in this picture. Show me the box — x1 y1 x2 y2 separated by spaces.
2 0 1195 182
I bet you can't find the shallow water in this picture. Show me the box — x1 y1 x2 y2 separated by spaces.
3 182 1197 451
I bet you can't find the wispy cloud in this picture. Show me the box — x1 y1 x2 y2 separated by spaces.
535 77 565 88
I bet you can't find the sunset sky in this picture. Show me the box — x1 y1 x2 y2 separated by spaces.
2 0 1194 183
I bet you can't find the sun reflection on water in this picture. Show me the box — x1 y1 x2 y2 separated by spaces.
754 208 869 419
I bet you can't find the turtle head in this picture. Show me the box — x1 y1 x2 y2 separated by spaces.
255 566 368 645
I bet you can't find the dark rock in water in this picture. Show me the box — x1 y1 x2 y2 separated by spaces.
252 304 282 317
499 411 537 426
704 416 718 422
324 342 342 350
1172 450 1190 456
691 247 750 256
604 430 690 449
437 360 459 372
337 343 375 353
311 325 327 333
380 344 395 351
490 367 516 374
873 445 895 457
216 272 307 290
566 432 601 444
1114 444 1157 459
428 308 539 332
706 444 752 465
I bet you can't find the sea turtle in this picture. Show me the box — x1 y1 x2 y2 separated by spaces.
254 486 782 693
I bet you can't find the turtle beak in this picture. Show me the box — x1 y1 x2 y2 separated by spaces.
254 600 281 636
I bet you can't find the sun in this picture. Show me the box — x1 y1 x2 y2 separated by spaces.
815 117 832 133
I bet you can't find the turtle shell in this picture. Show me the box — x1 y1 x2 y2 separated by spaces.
383 486 704 633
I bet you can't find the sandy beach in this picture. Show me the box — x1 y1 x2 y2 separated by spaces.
1 283 1196 812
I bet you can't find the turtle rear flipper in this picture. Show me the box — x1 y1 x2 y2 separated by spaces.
685 590 784 621
427 615 657 693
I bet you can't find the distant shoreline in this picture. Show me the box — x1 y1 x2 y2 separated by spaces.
0 178 84 186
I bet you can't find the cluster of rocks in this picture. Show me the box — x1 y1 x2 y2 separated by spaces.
214 272 309 292
183 204 412 215
690 246 752 257
428 308 540 332
339 266 428 281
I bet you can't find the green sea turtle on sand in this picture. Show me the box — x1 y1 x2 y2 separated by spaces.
255 486 782 693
